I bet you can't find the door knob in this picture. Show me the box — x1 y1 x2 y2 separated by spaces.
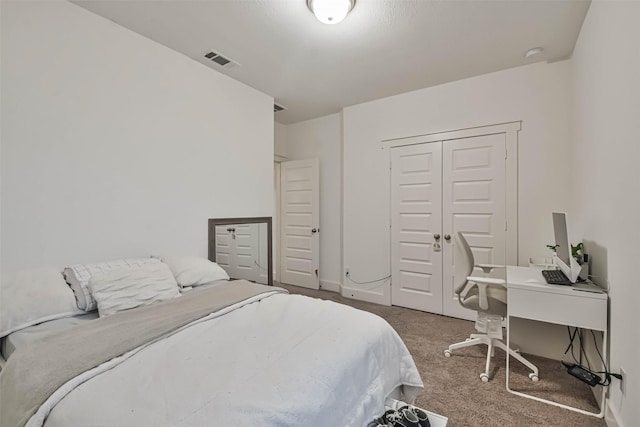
311 228 318 234
433 233 441 240
444 234 451 241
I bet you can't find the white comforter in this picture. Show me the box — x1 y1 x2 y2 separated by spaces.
35 292 423 426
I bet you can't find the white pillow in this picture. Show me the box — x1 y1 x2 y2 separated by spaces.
89 263 180 317
0 269 83 338
160 256 230 288
64 258 161 312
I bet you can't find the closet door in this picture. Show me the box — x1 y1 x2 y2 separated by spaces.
441 134 506 320
391 143 443 313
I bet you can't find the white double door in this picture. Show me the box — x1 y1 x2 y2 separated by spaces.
391 134 507 320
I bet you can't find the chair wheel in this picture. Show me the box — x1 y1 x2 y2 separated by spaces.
529 373 539 382
444 350 452 357
480 373 489 382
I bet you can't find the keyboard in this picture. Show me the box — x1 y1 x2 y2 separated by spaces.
542 269 572 286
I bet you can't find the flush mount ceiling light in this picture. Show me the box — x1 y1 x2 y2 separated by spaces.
524 47 544 59
307 0 355 25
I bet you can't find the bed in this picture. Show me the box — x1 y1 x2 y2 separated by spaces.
0 258 423 427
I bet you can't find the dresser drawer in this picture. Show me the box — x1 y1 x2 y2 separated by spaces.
508 287 607 331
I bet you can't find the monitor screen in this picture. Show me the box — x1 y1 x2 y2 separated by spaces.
552 212 571 265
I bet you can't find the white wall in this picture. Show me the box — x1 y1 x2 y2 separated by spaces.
342 61 573 305
285 113 343 290
570 2 640 425
274 122 289 160
1 1 273 272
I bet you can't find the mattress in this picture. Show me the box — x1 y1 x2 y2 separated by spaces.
1 313 98 360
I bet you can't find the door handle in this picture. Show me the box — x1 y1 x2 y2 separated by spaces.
311 228 318 234
444 234 451 241
433 233 441 241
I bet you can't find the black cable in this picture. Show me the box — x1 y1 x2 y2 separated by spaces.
563 326 622 387
563 326 577 355
590 330 606 370
589 330 623 386
563 327 580 365
577 329 593 371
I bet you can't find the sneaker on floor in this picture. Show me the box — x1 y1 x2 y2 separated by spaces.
399 405 431 427
382 408 420 427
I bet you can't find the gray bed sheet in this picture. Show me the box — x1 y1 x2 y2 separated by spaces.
0 281 229 360
1 313 98 360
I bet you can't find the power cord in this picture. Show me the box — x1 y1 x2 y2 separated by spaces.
562 326 622 386
344 270 391 291
589 329 622 386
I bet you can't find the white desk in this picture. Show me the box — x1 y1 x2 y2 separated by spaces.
506 266 608 418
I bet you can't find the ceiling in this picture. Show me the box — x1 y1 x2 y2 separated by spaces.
73 0 591 125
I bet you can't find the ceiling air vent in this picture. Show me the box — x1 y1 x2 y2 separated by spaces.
203 51 237 68
274 103 287 113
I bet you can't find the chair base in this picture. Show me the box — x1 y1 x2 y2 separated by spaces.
444 333 539 382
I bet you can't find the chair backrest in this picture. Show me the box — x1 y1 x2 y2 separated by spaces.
454 231 508 317
453 232 475 296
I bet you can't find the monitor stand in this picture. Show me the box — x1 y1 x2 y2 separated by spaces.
554 254 582 283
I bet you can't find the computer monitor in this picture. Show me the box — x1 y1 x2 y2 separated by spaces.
552 212 581 283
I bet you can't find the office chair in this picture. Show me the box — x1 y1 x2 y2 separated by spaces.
444 232 539 382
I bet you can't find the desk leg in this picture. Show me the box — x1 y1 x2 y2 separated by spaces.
506 313 511 391
505 314 606 418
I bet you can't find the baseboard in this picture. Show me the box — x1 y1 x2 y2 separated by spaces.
319 280 342 293
606 401 623 427
341 285 390 306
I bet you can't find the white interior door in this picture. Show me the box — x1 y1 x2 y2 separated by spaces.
279 159 320 289
442 134 506 320
391 143 443 312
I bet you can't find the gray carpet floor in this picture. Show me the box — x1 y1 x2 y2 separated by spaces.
278 283 607 427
